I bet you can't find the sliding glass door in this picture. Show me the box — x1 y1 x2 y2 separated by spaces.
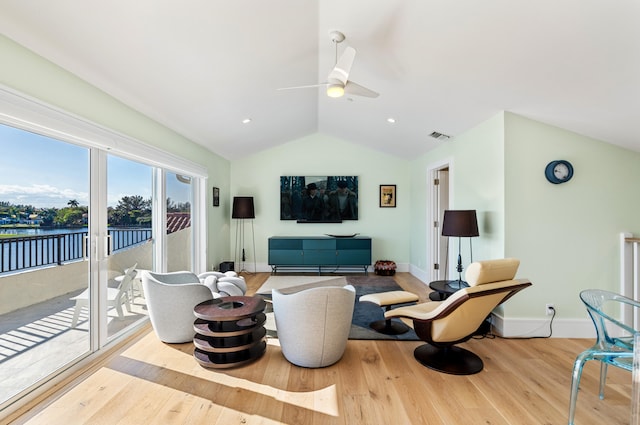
105 155 154 341
166 172 192 272
0 88 207 413
0 123 91 406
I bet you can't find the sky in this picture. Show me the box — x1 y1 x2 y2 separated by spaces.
0 123 190 209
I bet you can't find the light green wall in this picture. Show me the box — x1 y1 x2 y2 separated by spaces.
410 113 506 277
411 110 640 321
0 35 232 267
230 133 411 269
451 113 506 261
504 112 640 318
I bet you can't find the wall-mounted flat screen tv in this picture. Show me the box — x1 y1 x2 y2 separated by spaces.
280 176 358 222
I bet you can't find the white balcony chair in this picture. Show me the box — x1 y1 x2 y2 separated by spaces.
114 263 141 299
70 266 136 327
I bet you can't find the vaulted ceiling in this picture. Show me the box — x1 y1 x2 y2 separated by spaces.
1 1 639 160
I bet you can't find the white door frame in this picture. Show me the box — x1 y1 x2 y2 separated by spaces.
427 158 453 282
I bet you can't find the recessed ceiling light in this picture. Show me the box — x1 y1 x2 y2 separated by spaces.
387 118 396 124
242 118 252 124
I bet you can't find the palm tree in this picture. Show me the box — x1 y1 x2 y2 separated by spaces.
67 199 79 208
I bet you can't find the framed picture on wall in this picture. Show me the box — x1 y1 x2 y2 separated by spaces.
212 187 220 207
379 185 396 208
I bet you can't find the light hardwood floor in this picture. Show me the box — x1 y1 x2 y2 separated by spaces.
5 273 633 425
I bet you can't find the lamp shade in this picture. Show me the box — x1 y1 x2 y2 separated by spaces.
441 210 479 237
232 196 255 219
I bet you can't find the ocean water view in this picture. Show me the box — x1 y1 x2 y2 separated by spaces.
0 227 87 236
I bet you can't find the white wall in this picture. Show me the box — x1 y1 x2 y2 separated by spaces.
230 133 412 272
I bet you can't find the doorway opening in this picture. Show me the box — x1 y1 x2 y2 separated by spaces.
428 161 451 282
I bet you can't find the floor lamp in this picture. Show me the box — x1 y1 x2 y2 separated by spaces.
442 210 479 289
232 196 255 273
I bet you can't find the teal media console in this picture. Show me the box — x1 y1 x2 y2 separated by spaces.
268 236 372 274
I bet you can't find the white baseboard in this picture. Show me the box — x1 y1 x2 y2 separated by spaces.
408 264 429 284
491 313 595 338
394 262 410 273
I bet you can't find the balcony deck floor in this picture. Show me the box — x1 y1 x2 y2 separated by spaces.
0 287 147 405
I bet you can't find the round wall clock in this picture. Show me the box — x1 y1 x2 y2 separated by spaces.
545 160 574 184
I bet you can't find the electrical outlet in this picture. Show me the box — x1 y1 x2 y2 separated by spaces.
546 303 555 316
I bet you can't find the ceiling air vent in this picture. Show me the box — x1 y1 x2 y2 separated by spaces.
429 131 450 141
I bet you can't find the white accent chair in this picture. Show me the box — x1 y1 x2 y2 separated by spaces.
272 278 355 368
70 265 136 328
141 271 214 343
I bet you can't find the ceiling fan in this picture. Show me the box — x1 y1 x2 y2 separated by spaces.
278 30 379 99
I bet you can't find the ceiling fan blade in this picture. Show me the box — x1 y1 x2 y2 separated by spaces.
327 46 356 85
344 81 379 98
277 83 328 91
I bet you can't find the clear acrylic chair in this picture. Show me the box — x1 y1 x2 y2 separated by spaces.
632 332 640 425
568 289 640 424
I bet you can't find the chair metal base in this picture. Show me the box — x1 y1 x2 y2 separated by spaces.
414 344 484 375
369 319 410 335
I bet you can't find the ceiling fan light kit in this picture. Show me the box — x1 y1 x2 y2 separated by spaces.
327 83 345 98
278 30 379 99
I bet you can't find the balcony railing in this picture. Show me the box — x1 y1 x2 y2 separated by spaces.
0 228 152 274
108 228 153 254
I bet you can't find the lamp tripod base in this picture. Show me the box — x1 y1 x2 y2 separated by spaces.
235 219 256 274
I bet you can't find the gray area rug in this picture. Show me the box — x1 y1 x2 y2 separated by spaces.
257 275 419 341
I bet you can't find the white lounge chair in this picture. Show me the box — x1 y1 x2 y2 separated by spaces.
70 266 136 327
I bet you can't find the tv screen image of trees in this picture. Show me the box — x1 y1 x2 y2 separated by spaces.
280 176 358 222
